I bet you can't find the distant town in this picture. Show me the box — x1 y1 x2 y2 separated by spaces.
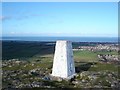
74 43 119 63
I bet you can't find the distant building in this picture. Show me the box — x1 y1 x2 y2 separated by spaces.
51 40 75 79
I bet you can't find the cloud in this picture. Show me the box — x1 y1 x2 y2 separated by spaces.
16 15 29 20
2 13 54 21
0 16 3 20
1 15 29 21
31 13 55 18
1 14 50 21
0 16 12 21
1 14 63 25
10 32 16 34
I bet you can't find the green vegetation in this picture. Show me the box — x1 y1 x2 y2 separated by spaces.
2 41 119 88
74 50 98 62
88 63 118 72
95 51 118 55
2 41 118 72
74 50 118 62
3 49 118 72
2 41 55 60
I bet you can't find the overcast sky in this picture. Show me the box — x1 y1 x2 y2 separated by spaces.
2 2 118 37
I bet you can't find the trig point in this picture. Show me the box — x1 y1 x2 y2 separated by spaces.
51 40 75 79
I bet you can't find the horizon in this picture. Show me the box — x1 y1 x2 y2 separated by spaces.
2 36 118 38
2 36 118 43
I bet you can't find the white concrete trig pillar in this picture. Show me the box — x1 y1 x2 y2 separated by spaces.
51 40 75 79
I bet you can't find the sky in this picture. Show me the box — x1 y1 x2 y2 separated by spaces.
2 2 118 37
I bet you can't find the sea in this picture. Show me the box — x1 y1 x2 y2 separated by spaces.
2 37 118 42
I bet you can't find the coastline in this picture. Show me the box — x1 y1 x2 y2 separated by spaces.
1 37 118 43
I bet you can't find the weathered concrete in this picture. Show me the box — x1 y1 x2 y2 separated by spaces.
51 40 75 79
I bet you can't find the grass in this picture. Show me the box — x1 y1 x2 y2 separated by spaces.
3 61 53 71
95 51 118 55
73 50 118 62
2 41 55 60
88 63 118 72
73 50 98 62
